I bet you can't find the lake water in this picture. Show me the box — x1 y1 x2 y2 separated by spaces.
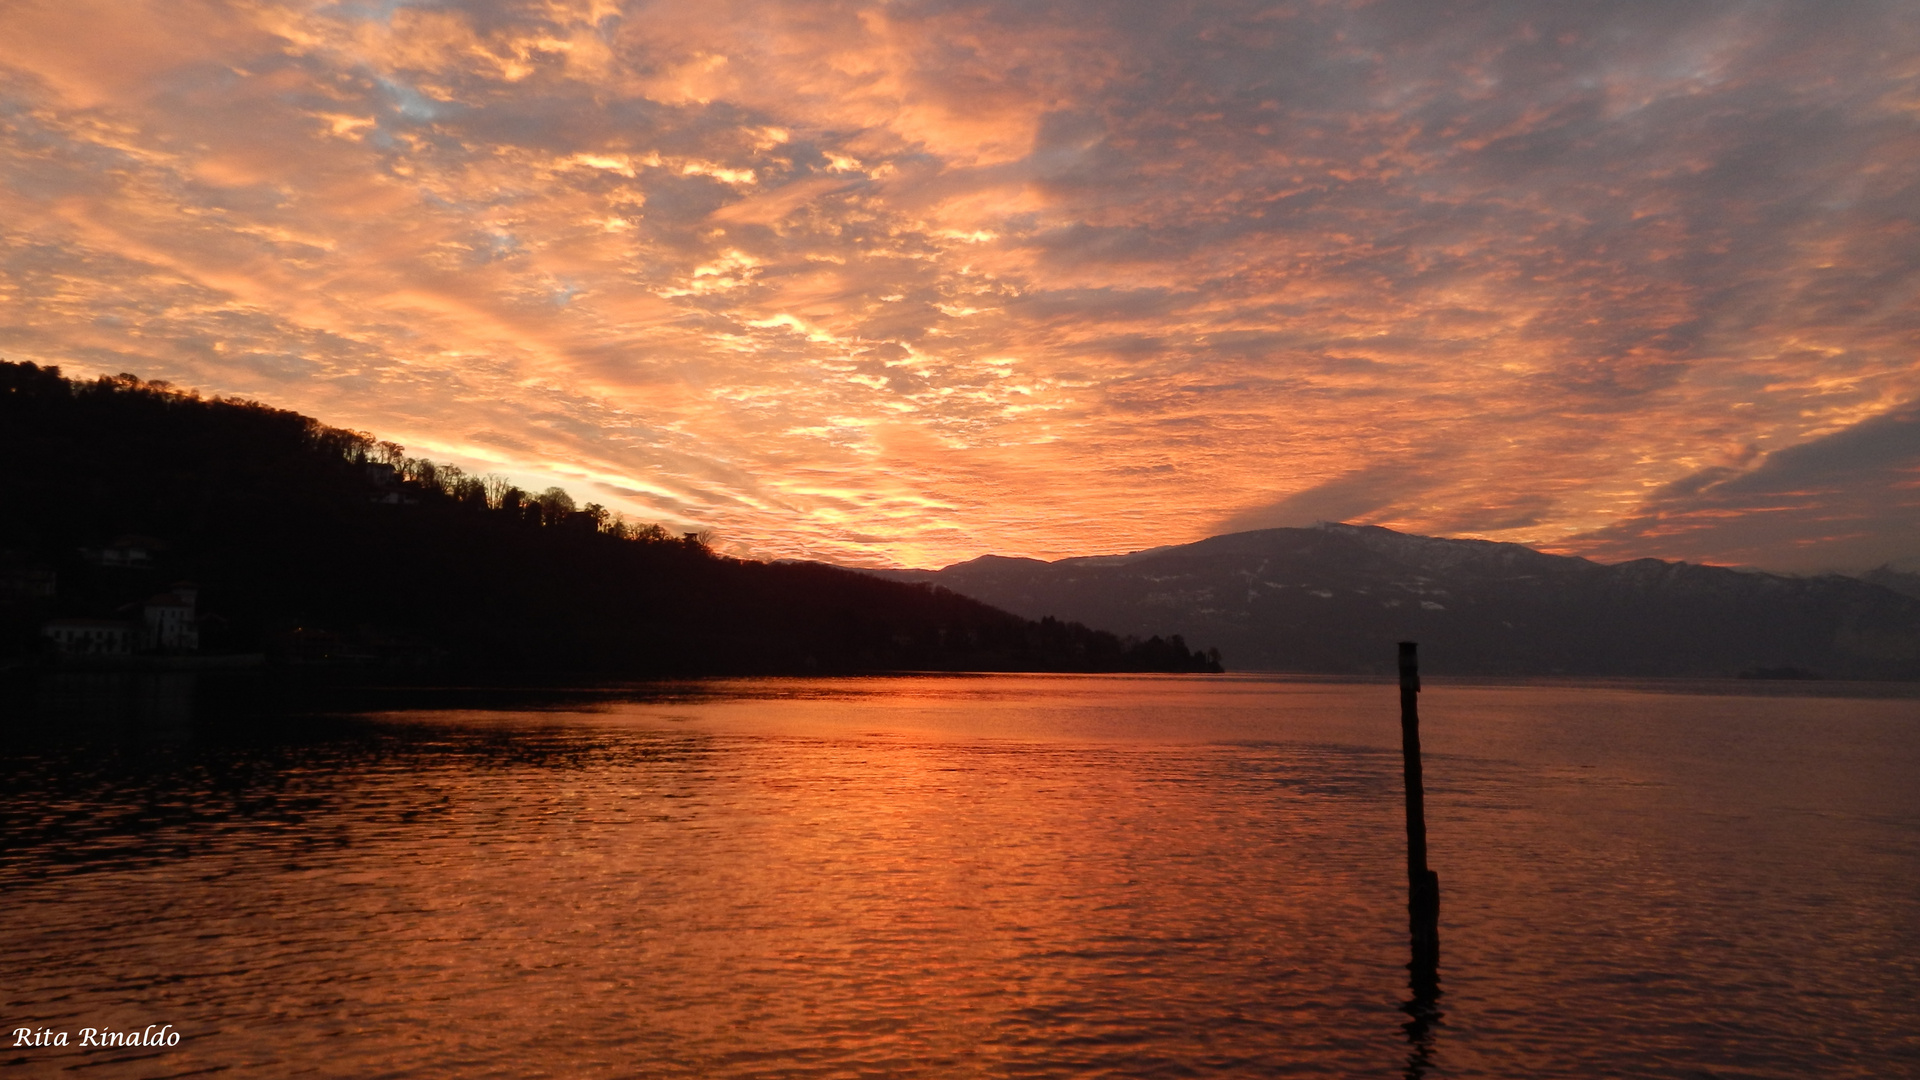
3 674 1918 1078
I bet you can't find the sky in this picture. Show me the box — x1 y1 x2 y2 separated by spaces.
2 0 1917 572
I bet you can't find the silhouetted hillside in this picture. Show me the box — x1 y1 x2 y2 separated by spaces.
855 524 1920 678
1860 566 1920 602
0 362 1219 675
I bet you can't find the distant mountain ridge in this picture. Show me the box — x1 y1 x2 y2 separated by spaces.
850 524 1920 678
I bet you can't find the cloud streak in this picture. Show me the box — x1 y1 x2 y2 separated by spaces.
2 0 1916 569
1569 399 1920 571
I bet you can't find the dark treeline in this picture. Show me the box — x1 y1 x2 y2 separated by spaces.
0 361 1221 675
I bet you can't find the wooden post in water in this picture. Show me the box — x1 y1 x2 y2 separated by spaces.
1399 641 1441 991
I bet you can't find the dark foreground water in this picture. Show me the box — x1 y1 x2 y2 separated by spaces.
2 675 1917 1078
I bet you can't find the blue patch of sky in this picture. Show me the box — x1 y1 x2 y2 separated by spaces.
467 231 522 266
377 77 445 123
316 0 446 25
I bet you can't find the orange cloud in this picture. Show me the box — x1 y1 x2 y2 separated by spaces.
1 1 1916 570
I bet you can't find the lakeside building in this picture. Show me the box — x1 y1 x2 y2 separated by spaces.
40 582 204 656
0 560 55 599
142 584 200 652
42 618 136 656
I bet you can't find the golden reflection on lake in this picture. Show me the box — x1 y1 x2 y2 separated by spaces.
3 675 1917 1077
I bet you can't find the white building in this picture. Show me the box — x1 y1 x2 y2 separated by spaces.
83 535 165 568
42 618 136 656
142 584 200 652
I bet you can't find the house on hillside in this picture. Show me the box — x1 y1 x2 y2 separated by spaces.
366 462 399 488
365 463 418 503
81 535 167 569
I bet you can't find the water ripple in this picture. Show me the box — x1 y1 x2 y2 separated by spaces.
3 676 1917 1078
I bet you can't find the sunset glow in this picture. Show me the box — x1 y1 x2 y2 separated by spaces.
3 0 1916 569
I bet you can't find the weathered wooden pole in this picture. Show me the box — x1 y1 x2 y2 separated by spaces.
1400 641 1441 991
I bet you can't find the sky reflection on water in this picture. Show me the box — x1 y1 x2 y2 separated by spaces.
2 675 1917 1078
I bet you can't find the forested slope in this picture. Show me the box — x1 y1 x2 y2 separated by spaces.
0 362 1219 675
